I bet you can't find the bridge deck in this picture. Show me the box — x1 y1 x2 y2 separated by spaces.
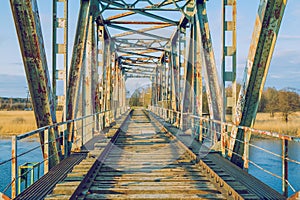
18 109 285 200
70 109 228 199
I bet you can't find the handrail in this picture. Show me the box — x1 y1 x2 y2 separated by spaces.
0 107 129 198
149 106 300 197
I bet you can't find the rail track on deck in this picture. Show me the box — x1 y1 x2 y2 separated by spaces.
70 109 234 199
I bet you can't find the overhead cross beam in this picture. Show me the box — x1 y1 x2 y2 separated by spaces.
115 40 165 51
103 0 185 21
118 49 161 59
99 0 178 24
112 24 173 39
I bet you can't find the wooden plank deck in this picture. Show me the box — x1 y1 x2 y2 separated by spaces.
70 109 228 199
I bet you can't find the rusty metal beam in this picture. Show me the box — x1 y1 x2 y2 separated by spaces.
104 0 184 21
10 0 61 168
170 35 180 117
91 19 98 115
119 49 160 55
222 0 237 122
121 62 156 67
196 1 223 122
110 24 171 40
115 39 165 51
52 0 68 115
180 22 194 130
81 15 94 143
100 0 178 24
66 0 90 145
118 49 161 59
230 0 287 168
105 7 180 11
106 21 175 25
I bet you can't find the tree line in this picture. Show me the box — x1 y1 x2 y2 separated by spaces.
258 87 300 122
0 97 32 110
225 85 300 122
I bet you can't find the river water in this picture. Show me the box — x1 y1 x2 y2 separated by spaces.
0 138 43 196
248 138 300 196
0 138 299 197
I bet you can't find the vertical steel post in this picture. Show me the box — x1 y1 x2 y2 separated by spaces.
66 0 90 144
282 139 288 197
91 22 98 113
52 0 68 116
194 15 203 140
104 43 112 126
181 22 194 130
44 128 49 174
96 24 105 130
243 129 251 170
11 136 17 198
82 15 93 141
222 0 236 122
170 36 180 125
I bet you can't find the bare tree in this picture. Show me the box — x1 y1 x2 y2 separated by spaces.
278 90 299 123
264 87 279 117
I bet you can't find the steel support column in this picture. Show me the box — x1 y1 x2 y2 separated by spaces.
181 22 194 130
196 1 223 122
82 15 94 142
170 39 180 115
222 0 237 122
10 0 61 167
52 0 68 117
66 0 90 145
230 0 287 168
193 15 203 139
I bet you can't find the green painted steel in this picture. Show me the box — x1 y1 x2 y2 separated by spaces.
52 0 68 115
222 0 237 122
230 0 287 168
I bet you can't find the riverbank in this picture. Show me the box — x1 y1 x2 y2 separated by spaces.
0 111 62 136
254 112 300 137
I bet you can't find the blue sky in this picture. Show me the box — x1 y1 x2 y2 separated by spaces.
0 1 299 98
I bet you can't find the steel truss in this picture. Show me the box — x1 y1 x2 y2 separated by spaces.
9 0 287 172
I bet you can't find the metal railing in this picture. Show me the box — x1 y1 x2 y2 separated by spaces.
0 107 128 198
149 106 300 197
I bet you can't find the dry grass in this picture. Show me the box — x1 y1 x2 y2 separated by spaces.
0 111 63 136
0 110 299 137
254 112 300 137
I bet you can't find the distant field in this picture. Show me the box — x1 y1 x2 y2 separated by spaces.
0 111 63 136
0 111 299 137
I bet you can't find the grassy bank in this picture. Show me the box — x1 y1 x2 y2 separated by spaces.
253 112 300 137
0 111 62 137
